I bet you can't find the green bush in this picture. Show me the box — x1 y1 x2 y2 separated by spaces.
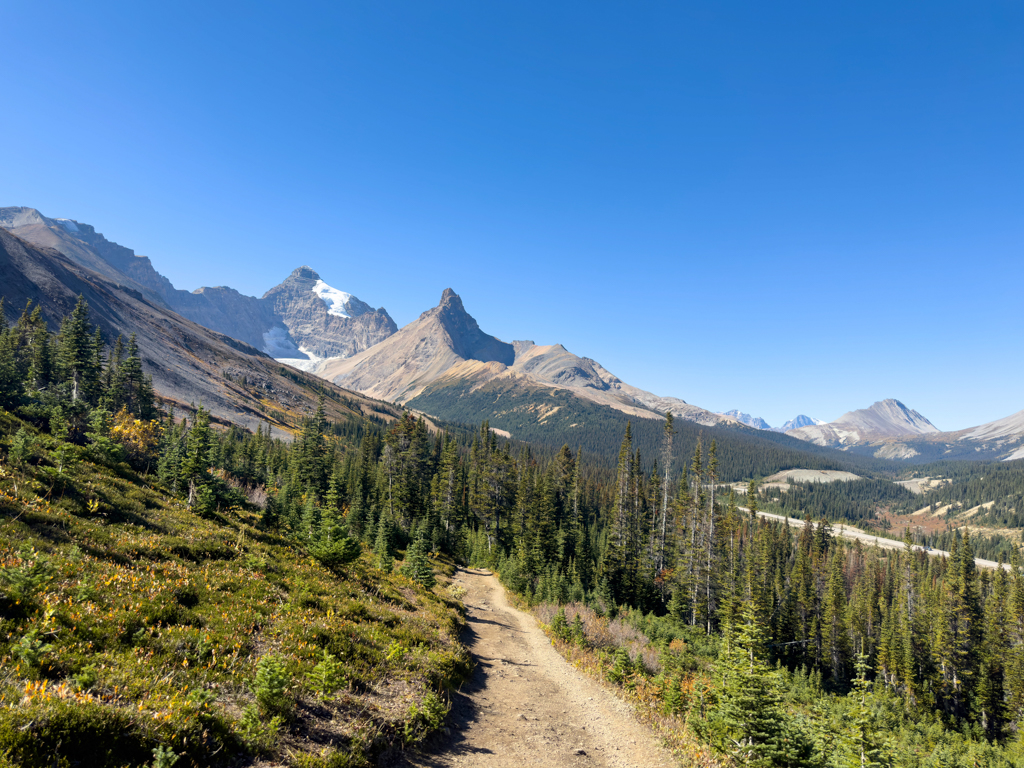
0 700 150 767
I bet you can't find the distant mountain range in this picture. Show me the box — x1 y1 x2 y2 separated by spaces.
780 398 1024 462
718 411 825 433
3 205 1023 462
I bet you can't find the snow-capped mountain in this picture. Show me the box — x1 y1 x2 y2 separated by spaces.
721 410 773 430
772 415 824 433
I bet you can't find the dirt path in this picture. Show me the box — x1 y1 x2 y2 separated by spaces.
390 568 676 768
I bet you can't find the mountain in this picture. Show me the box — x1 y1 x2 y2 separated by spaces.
317 288 735 431
0 208 397 363
721 410 773 430
316 288 515 403
0 228 405 435
261 266 398 361
773 415 824 433
787 399 938 447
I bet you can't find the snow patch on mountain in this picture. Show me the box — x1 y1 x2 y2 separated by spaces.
262 326 303 358
312 280 354 318
55 218 80 232
276 347 340 373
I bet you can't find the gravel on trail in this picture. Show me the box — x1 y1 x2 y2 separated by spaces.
389 568 676 768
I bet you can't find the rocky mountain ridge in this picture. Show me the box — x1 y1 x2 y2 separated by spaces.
721 410 773 430
0 208 396 361
0 228 402 435
317 289 735 428
786 399 938 447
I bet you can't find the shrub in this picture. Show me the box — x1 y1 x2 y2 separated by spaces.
550 607 570 642
12 627 53 671
0 549 53 608
403 691 449 745
151 744 179 768
607 647 634 685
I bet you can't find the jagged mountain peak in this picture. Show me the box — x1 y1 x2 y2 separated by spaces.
775 414 824 432
288 265 321 281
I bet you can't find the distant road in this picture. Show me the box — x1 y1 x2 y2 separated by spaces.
744 508 1010 572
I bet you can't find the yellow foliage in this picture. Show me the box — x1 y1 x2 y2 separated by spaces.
110 407 162 461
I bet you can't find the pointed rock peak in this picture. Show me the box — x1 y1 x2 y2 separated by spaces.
289 266 320 281
438 287 462 308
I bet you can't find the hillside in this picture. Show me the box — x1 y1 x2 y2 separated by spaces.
408 373 902 480
0 229 405 437
0 408 468 766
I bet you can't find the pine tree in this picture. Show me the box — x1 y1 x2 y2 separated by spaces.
56 296 94 403
374 513 394 573
180 405 214 508
821 546 850 683
705 598 810 767
401 532 436 589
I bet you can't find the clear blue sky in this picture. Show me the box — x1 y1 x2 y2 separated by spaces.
3 2 1022 430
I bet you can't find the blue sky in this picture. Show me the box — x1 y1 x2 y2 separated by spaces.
3 1 1022 430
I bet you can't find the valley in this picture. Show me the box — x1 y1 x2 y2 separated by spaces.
1 209 1023 768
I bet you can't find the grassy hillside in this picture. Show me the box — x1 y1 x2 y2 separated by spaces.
0 408 469 768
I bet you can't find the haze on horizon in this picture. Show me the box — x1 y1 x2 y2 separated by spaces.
2 1 1022 431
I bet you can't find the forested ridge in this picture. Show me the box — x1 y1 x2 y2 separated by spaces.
408 375 902 479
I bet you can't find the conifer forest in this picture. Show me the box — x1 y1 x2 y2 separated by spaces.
2 298 1024 767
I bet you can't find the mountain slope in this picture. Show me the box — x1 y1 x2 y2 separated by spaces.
317 290 734 429
0 208 396 362
0 229 405 435
0 206 173 300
